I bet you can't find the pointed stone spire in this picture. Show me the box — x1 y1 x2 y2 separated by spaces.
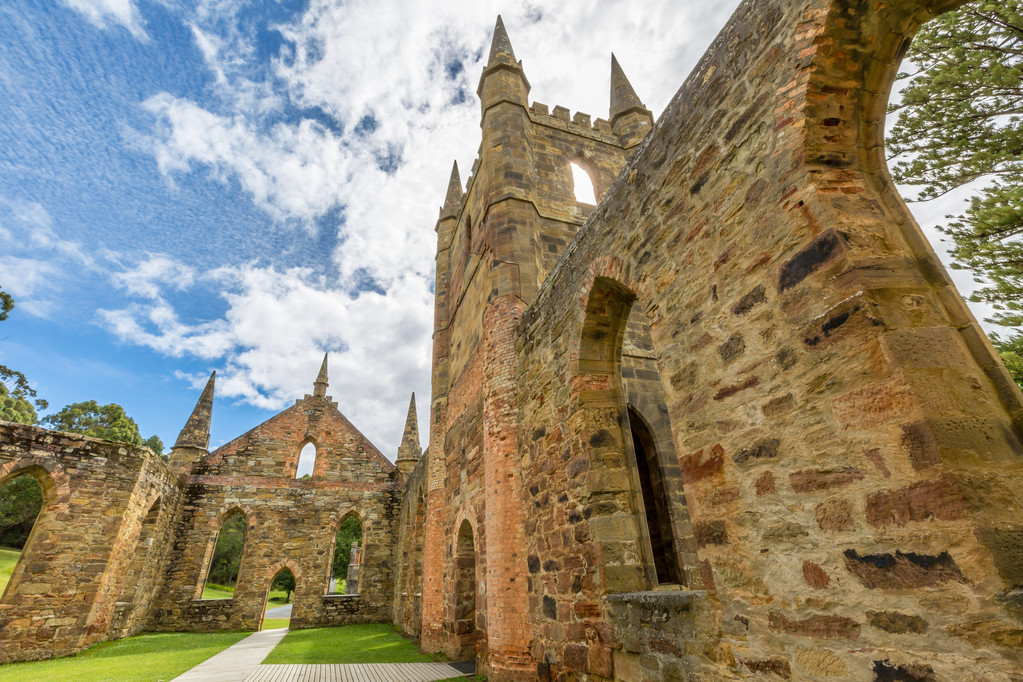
440 161 462 220
313 353 329 398
173 371 215 450
395 393 422 477
610 54 646 122
477 15 529 103
488 15 516 67
608 53 654 147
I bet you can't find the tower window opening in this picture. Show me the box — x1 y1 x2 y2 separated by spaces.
571 163 597 204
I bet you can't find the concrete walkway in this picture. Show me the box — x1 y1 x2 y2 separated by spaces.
172 628 290 682
172 628 474 682
264 603 292 618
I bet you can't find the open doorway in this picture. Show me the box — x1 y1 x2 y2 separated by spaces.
262 567 295 630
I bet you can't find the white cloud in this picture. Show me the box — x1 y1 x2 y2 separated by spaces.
61 0 147 40
109 0 1004 455
0 197 101 316
102 262 432 454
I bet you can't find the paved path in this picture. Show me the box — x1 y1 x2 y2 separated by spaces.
173 628 473 682
265 603 292 618
245 662 471 681
172 628 290 682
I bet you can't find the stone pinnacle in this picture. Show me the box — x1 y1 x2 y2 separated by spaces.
313 353 329 398
610 53 646 123
173 371 215 450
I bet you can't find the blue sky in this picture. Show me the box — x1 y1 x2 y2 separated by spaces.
0 0 991 457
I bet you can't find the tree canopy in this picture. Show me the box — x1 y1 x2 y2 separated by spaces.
0 475 43 549
206 513 246 588
887 0 1023 384
0 288 47 425
271 569 296 603
41 401 163 456
1 366 48 425
331 516 362 583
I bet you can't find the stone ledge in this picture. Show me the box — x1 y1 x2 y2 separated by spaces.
605 589 706 610
322 594 361 600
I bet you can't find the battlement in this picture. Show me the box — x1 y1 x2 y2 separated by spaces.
528 101 618 142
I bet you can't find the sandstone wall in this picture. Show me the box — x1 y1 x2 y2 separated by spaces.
393 453 427 635
0 423 181 662
149 393 399 632
511 0 1023 678
421 38 653 677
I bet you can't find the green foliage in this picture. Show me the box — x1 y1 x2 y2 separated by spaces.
0 290 47 425
331 516 363 582
205 513 246 588
888 1 1023 200
271 569 296 603
0 476 42 549
888 0 1023 385
261 624 437 665
144 435 165 458
0 366 47 425
0 630 249 682
42 401 144 445
40 401 164 454
0 287 12 322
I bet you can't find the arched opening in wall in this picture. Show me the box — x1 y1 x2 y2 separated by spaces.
877 2 1023 397
0 469 46 602
576 277 697 591
328 514 363 594
296 442 316 479
262 567 295 630
201 511 246 599
627 408 682 585
114 498 163 623
452 519 477 660
570 162 597 204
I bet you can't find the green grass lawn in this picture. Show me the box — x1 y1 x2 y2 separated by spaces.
261 623 436 664
261 618 290 630
0 547 20 596
199 583 235 600
0 631 249 682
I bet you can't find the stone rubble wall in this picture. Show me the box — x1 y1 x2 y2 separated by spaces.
149 394 399 632
509 0 1023 678
0 423 181 663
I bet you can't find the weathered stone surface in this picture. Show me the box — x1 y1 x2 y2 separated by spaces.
867 611 928 635
9 1 1023 679
865 476 966 528
802 561 831 589
768 612 860 639
843 550 965 589
872 660 936 682
795 647 847 677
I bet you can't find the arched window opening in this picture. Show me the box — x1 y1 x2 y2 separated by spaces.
575 277 697 591
201 511 246 599
0 472 44 601
628 408 682 585
570 162 597 204
296 442 316 479
263 567 295 630
464 212 473 260
453 519 477 660
329 515 363 594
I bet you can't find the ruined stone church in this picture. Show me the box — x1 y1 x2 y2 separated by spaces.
2 0 1023 679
